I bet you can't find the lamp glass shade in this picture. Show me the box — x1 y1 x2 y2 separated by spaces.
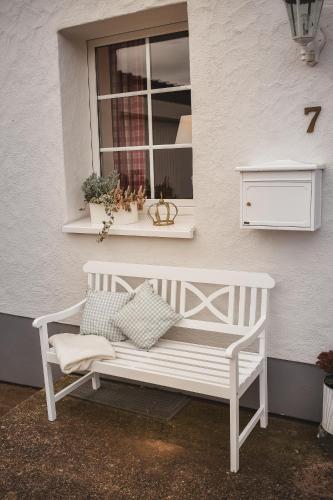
284 0 324 44
175 115 192 144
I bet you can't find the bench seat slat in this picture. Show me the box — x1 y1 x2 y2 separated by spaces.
92 359 227 398
136 339 260 362
111 342 260 386
112 356 252 385
114 345 258 372
114 349 253 379
47 339 262 390
109 358 229 385
114 346 257 375
47 348 228 398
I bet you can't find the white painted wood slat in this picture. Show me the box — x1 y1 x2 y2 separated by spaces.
91 360 228 399
114 346 256 378
111 357 228 385
238 286 246 326
228 286 235 324
54 372 94 402
261 289 268 317
181 282 231 323
161 279 167 300
170 280 177 310
95 274 101 291
83 261 275 289
113 340 261 365
249 288 257 326
177 319 250 335
87 273 94 289
47 349 229 400
155 339 260 359
239 406 264 447
103 274 109 291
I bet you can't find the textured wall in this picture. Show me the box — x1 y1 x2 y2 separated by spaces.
0 0 333 365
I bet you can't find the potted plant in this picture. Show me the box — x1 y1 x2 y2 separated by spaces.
81 173 146 242
316 350 333 436
82 172 118 224
112 181 146 225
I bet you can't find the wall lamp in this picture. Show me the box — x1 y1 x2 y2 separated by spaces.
283 0 326 66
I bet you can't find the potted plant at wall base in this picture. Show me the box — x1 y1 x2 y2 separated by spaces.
81 173 146 242
316 350 333 437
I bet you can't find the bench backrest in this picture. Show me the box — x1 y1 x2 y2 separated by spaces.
83 261 275 336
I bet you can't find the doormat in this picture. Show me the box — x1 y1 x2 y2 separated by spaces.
71 378 190 421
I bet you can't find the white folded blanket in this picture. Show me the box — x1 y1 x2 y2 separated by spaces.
49 333 116 374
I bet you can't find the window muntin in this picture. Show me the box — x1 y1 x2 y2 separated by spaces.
92 29 192 201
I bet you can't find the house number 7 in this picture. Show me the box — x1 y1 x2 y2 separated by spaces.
304 106 322 133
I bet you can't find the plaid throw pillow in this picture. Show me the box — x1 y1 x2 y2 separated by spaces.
80 290 133 341
112 281 182 350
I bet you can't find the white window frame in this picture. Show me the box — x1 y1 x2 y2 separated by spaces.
87 21 194 208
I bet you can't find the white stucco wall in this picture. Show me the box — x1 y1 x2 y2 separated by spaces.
1 0 332 365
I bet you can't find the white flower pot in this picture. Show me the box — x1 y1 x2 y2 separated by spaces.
322 381 333 435
89 203 108 225
89 202 138 226
113 203 138 225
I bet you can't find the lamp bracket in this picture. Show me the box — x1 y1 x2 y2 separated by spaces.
300 27 326 67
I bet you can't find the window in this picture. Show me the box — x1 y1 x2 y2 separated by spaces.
88 24 193 204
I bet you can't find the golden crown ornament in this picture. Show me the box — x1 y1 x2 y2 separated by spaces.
148 193 178 226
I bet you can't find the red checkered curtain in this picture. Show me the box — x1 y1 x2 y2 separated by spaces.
110 41 147 192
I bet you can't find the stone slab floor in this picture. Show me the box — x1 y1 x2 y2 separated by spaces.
0 379 332 500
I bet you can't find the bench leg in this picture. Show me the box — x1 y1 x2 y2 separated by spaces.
43 361 56 421
260 361 268 428
230 394 240 473
92 372 101 390
39 327 56 421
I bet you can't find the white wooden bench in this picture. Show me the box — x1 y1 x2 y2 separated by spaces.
33 261 275 472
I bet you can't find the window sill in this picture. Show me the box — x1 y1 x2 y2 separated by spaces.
62 215 195 239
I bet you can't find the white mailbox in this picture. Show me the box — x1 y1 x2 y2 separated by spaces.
237 160 324 231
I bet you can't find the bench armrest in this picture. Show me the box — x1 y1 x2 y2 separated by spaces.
32 299 87 328
225 317 266 360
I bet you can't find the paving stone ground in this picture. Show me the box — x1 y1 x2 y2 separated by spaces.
0 379 332 500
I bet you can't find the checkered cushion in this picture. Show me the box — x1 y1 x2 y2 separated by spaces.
112 281 182 350
80 290 133 341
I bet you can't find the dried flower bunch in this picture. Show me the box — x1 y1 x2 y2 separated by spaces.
113 182 146 213
81 173 146 242
316 350 333 388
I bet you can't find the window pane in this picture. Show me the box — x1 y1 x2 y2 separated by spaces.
95 39 147 95
98 96 148 148
154 149 192 199
152 91 191 145
150 32 190 89
100 151 151 196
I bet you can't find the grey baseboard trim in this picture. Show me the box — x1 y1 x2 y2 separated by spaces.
0 313 77 388
239 358 324 422
0 313 325 422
